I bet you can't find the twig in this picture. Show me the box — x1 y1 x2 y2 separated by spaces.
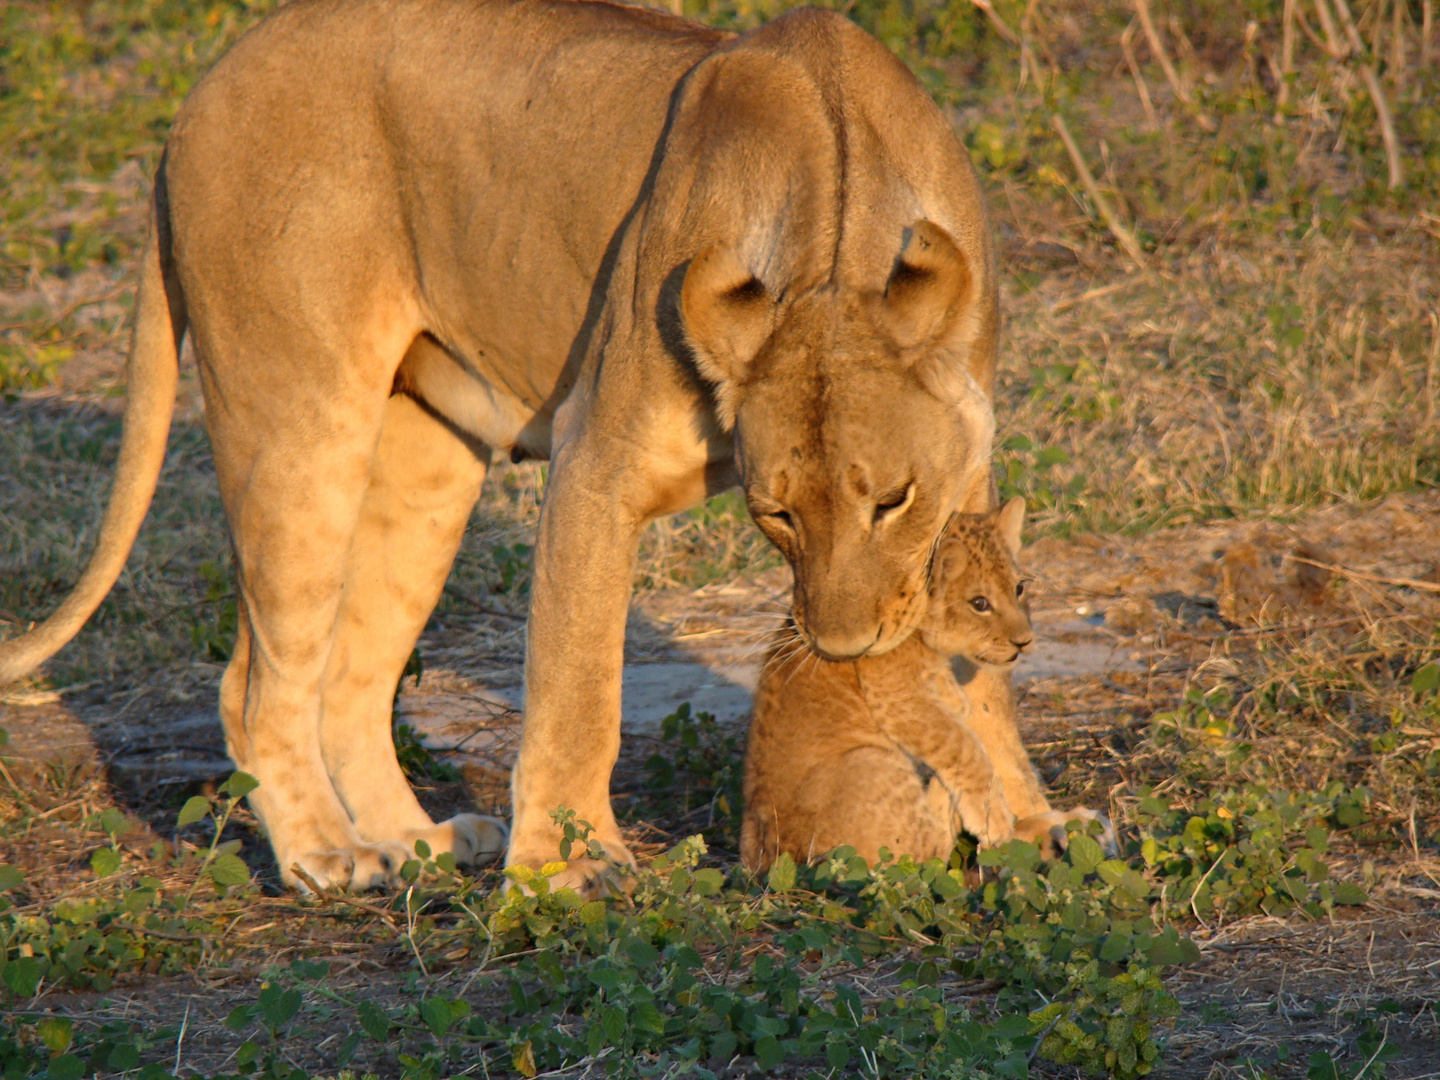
404 885 430 977
1330 0 1405 187
1133 0 1188 100
1293 0 1331 54
1132 0 1214 129
1017 0 1042 91
288 863 401 927
1120 19 1159 129
1290 556 1440 593
1424 0 1434 69
1050 114 1149 269
0 754 36 813
1358 52 1405 187
1189 849 1228 929
1426 311 1438 423
1392 0 1406 91
174 1001 190 1075
1312 0 1348 57
441 584 524 622
1051 279 1133 314
1276 0 1297 121
109 922 211 942
966 0 1020 44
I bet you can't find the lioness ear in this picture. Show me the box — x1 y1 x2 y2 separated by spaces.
680 246 774 427
877 220 971 352
996 496 1025 557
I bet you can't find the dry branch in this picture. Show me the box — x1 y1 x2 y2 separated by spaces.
1050 113 1149 269
1276 0 1297 121
1312 0 1348 56
1132 0 1214 129
289 863 402 926
1391 0 1406 90
1330 0 1406 188
1132 0 1185 97
1121 19 1159 129
966 0 1020 45
1290 557 1440 594
1425 0 1434 69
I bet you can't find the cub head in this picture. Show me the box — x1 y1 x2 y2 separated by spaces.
921 496 1033 665
681 220 997 660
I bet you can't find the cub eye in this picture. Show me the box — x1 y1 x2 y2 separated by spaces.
1015 581 1027 598
970 596 991 613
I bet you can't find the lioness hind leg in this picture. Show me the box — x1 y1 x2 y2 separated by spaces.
215 418 415 893
318 392 504 866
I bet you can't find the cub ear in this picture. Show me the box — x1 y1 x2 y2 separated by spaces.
931 537 968 592
996 496 1026 558
680 246 775 426
876 220 972 352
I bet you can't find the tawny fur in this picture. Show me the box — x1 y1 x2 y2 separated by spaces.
0 0 1019 894
743 499 1106 871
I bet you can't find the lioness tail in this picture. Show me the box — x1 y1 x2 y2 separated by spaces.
0 164 183 686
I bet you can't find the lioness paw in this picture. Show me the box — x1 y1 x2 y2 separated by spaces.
285 839 413 893
543 856 636 901
409 814 508 867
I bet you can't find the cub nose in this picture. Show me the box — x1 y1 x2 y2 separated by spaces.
1011 629 1034 652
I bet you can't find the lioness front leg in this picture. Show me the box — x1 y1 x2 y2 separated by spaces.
509 403 717 894
506 463 638 892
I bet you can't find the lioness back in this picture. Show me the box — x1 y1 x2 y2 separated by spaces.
741 501 1033 872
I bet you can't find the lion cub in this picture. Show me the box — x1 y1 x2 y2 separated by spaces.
742 498 1037 871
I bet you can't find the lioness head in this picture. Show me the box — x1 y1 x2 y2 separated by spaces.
681 220 995 660
921 497 1033 665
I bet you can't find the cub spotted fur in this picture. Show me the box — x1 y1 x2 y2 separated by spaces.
742 498 1104 871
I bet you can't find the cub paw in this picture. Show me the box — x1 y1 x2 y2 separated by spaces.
958 790 1015 849
1014 807 1115 860
285 839 413 893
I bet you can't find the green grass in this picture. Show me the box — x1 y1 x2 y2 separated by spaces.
2 1 1439 1077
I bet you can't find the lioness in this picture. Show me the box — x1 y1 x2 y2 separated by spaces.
743 499 1107 870
0 0 1021 893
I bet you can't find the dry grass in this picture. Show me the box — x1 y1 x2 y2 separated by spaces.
2 0 1439 1076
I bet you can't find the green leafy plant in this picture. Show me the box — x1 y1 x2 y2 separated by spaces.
190 559 239 661
640 703 743 836
178 770 259 897
85 806 130 879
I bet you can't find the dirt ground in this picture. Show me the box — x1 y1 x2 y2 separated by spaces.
4 444 1439 1075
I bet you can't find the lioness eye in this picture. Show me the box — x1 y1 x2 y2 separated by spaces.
873 483 914 524
764 509 794 530
1015 581 1026 598
970 596 991 613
